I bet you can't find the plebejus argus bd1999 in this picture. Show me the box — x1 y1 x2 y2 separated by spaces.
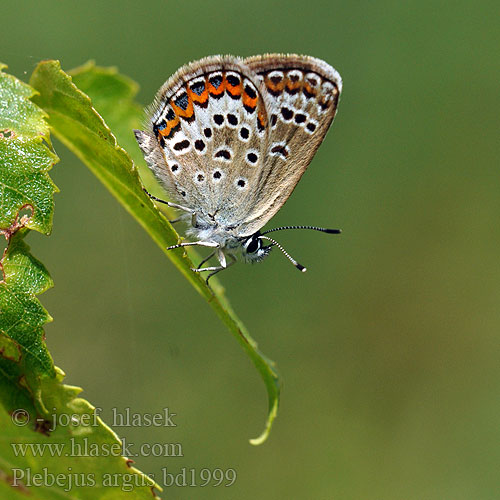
135 54 342 282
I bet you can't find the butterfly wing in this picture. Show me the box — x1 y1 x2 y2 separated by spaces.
234 54 342 236
135 55 273 229
135 54 341 238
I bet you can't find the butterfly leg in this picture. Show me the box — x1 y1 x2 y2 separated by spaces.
167 212 198 227
167 241 219 251
191 250 236 284
168 216 183 224
143 188 204 230
143 188 199 221
191 248 228 271
196 250 216 270
205 254 236 285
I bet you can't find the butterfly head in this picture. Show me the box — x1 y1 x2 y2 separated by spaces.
240 225 342 271
241 232 273 263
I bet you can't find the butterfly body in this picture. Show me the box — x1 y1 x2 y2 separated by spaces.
135 54 342 280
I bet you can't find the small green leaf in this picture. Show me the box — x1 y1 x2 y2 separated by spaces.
30 60 281 444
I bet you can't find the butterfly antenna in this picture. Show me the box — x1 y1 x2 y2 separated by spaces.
260 225 341 235
259 236 307 272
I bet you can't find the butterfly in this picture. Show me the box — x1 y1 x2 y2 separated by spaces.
134 54 342 282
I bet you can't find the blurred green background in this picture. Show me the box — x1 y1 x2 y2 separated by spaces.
3 0 499 498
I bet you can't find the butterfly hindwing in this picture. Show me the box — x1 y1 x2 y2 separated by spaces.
236 54 342 236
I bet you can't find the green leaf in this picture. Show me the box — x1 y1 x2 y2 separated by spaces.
0 64 160 498
0 63 58 413
0 63 57 235
30 60 280 444
0 369 159 500
0 230 55 414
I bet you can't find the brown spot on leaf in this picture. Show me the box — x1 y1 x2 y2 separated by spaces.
0 336 22 362
0 128 15 139
1 204 34 239
0 468 30 494
0 204 35 283
34 417 52 436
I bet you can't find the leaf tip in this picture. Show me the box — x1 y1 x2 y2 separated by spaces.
249 396 279 446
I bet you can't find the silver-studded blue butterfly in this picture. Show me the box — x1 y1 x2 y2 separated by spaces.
135 54 342 283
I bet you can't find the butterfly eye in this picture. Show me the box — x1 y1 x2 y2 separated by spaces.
245 237 260 254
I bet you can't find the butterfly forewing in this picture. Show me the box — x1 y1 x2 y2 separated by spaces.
136 56 272 227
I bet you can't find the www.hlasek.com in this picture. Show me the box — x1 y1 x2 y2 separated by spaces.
11 467 237 491
11 437 183 458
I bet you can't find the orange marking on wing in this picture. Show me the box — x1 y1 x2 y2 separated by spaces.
226 77 242 98
171 95 194 119
208 76 224 96
265 77 286 94
159 115 180 138
257 108 267 128
242 90 258 110
303 82 317 97
285 76 301 92
188 77 209 105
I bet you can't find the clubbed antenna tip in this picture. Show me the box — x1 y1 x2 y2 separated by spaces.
261 225 342 235
259 236 307 272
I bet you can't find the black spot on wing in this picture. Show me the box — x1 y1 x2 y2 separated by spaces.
226 74 240 86
244 84 257 99
295 113 307 124
194 139 205 151
215 149 231 160
271 145 289 158
173 139 190 151
285 85 300 95
306 122 317 133
268 88 282 97
174 92 189 111
281 107 294 121
247 152 258 164
190 80 205 96
227 114 238 126
209 74 223 88
303 86 315 99
165 108 176 121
